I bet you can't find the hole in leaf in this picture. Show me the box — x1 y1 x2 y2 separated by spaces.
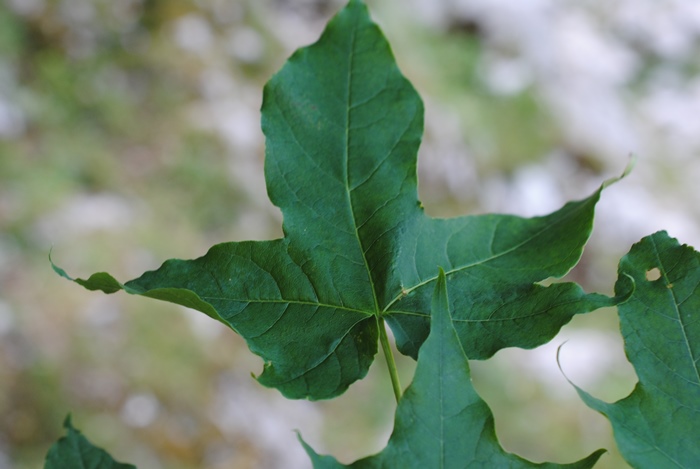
646 268 661 281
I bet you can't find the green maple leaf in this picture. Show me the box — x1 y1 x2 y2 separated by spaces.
44 415 136 469
300 269 606 468
54 0 621 400
570 231 700 468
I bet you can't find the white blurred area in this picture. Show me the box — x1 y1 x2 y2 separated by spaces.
406 0 700 249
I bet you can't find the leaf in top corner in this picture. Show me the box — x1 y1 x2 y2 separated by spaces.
571 231 700 468
300 269 606 468
44 415 136 469
55 0 620 400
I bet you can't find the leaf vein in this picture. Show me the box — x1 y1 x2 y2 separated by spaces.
384 203 589 312
200 296 372 316
650 237 700 387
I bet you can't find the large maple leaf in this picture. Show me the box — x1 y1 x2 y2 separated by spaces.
54 0 620 400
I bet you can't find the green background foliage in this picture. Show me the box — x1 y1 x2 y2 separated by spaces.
44 416 136 469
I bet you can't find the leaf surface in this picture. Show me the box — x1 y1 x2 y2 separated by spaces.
300 269 606 468
572 231 700 468
44 415 136 469
54 0 619 399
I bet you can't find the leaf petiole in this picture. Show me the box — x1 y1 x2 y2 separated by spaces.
378 317 402 402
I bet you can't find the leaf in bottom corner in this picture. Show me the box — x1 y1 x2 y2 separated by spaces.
300 269 606 469
44 415 136 469
572 231 700 468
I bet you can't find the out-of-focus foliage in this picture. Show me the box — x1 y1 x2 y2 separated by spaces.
44 415 136 469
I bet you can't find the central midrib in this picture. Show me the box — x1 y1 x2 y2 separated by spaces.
343 26 383 318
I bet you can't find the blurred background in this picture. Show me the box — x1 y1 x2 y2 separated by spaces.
1 0 699 467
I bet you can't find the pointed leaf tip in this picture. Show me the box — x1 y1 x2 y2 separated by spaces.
62 413 73 430
51 252 126 294
602 156 635 189
431 266 448 324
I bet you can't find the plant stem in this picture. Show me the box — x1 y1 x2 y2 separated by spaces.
378 317 402 402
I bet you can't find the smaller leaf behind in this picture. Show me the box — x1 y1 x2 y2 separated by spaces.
571 231 700 468
44 415 136 469
301 269 606 469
